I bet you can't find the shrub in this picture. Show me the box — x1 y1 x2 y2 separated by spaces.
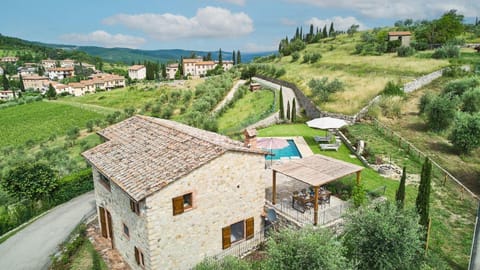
449 112 480 154
194 256 250 270
443 77 479 97
382 81 404 96
53 168 93 204
352 183 367 208
291 52 300 62
397 46 416 57
442 66 470 77
425 95 457 131
342 201 424 270
461 88 480 113
264 227 349 270
308 77 344 102
419 92 434 114
432 44 460 59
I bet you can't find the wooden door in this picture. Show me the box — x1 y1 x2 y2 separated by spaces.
99 206 114 248
107 210 114 248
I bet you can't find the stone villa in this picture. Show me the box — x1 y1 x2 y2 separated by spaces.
82 116 267 269
128 65 147 80
182 58 233 77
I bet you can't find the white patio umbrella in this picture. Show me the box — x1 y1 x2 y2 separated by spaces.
306 117 348 129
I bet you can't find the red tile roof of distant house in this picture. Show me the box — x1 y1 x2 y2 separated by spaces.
388 31 412 36
128 65 145 71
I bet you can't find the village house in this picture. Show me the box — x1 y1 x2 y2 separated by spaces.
50 81 70 95
182 58 234 77
388 31 412 47
65 73 126 96
82 116 266 270
166 63 178 80
0 90 15 101
41 59 57 69
47 67 75 80
22 75 49 91
128 65 146 80
17 66 38 76
60 59 75 68
182 58 203 76
68 82 86 96
1 56 19 63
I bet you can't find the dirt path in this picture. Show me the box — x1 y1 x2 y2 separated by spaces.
212 79 246 113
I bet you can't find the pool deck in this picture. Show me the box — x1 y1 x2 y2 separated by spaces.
258 136 314 159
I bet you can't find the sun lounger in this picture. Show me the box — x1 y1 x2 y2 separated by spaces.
314 135 331 143
320 141 341 151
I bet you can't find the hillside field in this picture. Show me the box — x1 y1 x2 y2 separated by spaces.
266 33 450 115
0 101 103 148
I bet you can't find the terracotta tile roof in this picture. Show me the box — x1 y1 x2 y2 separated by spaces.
183 58 203 63
82 115 266 201
388 31 411 36
69 82 84 88
128 65 145 71
23 75 48 80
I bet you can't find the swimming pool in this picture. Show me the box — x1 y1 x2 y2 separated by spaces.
265 139 302 160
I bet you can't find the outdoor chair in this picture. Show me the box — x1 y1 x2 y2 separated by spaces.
314 134 331 143
320 141 341 151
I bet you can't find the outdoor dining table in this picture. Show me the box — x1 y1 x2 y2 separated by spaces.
292 189 332 212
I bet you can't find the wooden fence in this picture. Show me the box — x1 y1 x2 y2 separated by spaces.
372 119 479 202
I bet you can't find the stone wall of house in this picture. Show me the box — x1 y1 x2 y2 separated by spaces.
145 151 266 270
92 168 149 270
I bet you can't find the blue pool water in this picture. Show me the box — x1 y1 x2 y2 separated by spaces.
265 139 302 160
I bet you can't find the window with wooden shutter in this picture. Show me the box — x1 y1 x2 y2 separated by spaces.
134 247 140 265
222 226 231 249
130 199 140 215
172 196 184 216
245 217 254 240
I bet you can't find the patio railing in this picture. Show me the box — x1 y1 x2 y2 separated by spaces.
268 199 348 226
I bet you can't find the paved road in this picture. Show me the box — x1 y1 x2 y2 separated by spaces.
0 191 96 270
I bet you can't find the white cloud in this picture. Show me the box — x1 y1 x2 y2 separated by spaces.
103 7 254 41
306 16 366 31
60 30 145 48
216 0 245 6
287 0 480 19
281 18 297 26
243 42 277 53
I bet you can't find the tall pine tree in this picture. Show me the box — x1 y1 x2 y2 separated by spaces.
279 87 284 120
218 48 223 65
416 158 432 230
396 166 407 209
232 50 236 65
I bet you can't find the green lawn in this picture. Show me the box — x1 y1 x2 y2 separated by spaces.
258 123 475 269
0 101 103 148
218 89 275 134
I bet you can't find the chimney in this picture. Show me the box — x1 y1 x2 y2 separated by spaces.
244 128 257 148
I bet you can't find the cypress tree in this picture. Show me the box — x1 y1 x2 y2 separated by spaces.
291 98 296 122
237 51 241 64
218 48 223 65
299 27 303 40
286 100 291 120
322 25 328 38
232 50 236 65
396 166 407 209
416 158 432 230
46 83 57 100
19 74 25 92
295 27 299 39
329 22 335 36
309 24 314 41
279 87 284 120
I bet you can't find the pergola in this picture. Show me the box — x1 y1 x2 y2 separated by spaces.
271 154 364 225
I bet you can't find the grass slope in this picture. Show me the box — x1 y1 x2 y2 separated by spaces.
263 33 450 115
0 101 102 148
218 89 275 133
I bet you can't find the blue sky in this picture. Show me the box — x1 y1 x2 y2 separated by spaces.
1 0 478 52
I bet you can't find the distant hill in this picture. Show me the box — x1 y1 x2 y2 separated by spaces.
48 45 275 64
